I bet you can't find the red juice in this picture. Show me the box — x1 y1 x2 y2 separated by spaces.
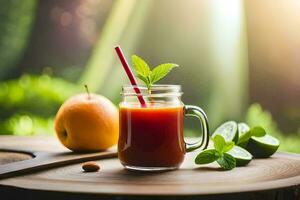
118 105 185 168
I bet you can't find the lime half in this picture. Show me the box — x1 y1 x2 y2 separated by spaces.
227 146 252 166
212 121 238 143
238 123 250 136
237 123 250 148
246 134 280 158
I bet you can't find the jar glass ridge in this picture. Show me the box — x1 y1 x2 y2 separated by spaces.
120 85 183 108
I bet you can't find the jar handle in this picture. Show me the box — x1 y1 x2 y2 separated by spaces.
184 105 210 152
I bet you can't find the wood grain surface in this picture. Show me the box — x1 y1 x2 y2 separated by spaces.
0 136 117 179
0 136 300 199
0 152 32 165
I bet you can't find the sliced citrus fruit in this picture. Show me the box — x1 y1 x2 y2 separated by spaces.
227 145 252 166
246 134 280 158
212 121 238 143
238 123 250 136
237 123 250 148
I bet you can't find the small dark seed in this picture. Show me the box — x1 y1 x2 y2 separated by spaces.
82 162 100 172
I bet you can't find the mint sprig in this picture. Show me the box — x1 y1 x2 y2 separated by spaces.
195 135 236 170
131 55 178 91
195 149 219 164
217 153 236 170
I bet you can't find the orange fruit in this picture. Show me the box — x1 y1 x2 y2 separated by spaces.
54 93 119 152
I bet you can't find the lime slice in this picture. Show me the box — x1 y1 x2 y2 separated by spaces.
212 121 238 143
227 146 252 166
246 134 280 158
238 123 250 136
237 123 250 148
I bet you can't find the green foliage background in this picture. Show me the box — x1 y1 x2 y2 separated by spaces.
0 75 80 135
0 0 299 155
0 0 37 80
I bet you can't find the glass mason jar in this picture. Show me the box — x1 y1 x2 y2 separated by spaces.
119 85 209 171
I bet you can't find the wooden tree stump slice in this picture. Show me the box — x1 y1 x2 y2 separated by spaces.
0 136 300 200
0 152 33 165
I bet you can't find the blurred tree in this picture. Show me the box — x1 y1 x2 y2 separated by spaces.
131 0 248 130
0 0 37 80
79 0 152 93
207 0 249 128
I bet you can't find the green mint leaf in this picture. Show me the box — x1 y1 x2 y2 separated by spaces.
213 135 226 153
217 153 236 170
131 55 151 77
137 74 150 86
223 141 235 152
150 63 178 84
251 126 266 137
131 55 179 91
195 149 220 164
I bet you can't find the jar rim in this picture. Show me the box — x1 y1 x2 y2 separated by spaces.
121 84 182 97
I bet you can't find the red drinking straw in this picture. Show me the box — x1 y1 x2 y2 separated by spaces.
115 46 147 107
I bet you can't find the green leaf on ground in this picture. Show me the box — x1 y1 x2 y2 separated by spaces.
217 153 236 170
195 149 220 164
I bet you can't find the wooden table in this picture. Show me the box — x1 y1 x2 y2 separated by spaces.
0 136 300 200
